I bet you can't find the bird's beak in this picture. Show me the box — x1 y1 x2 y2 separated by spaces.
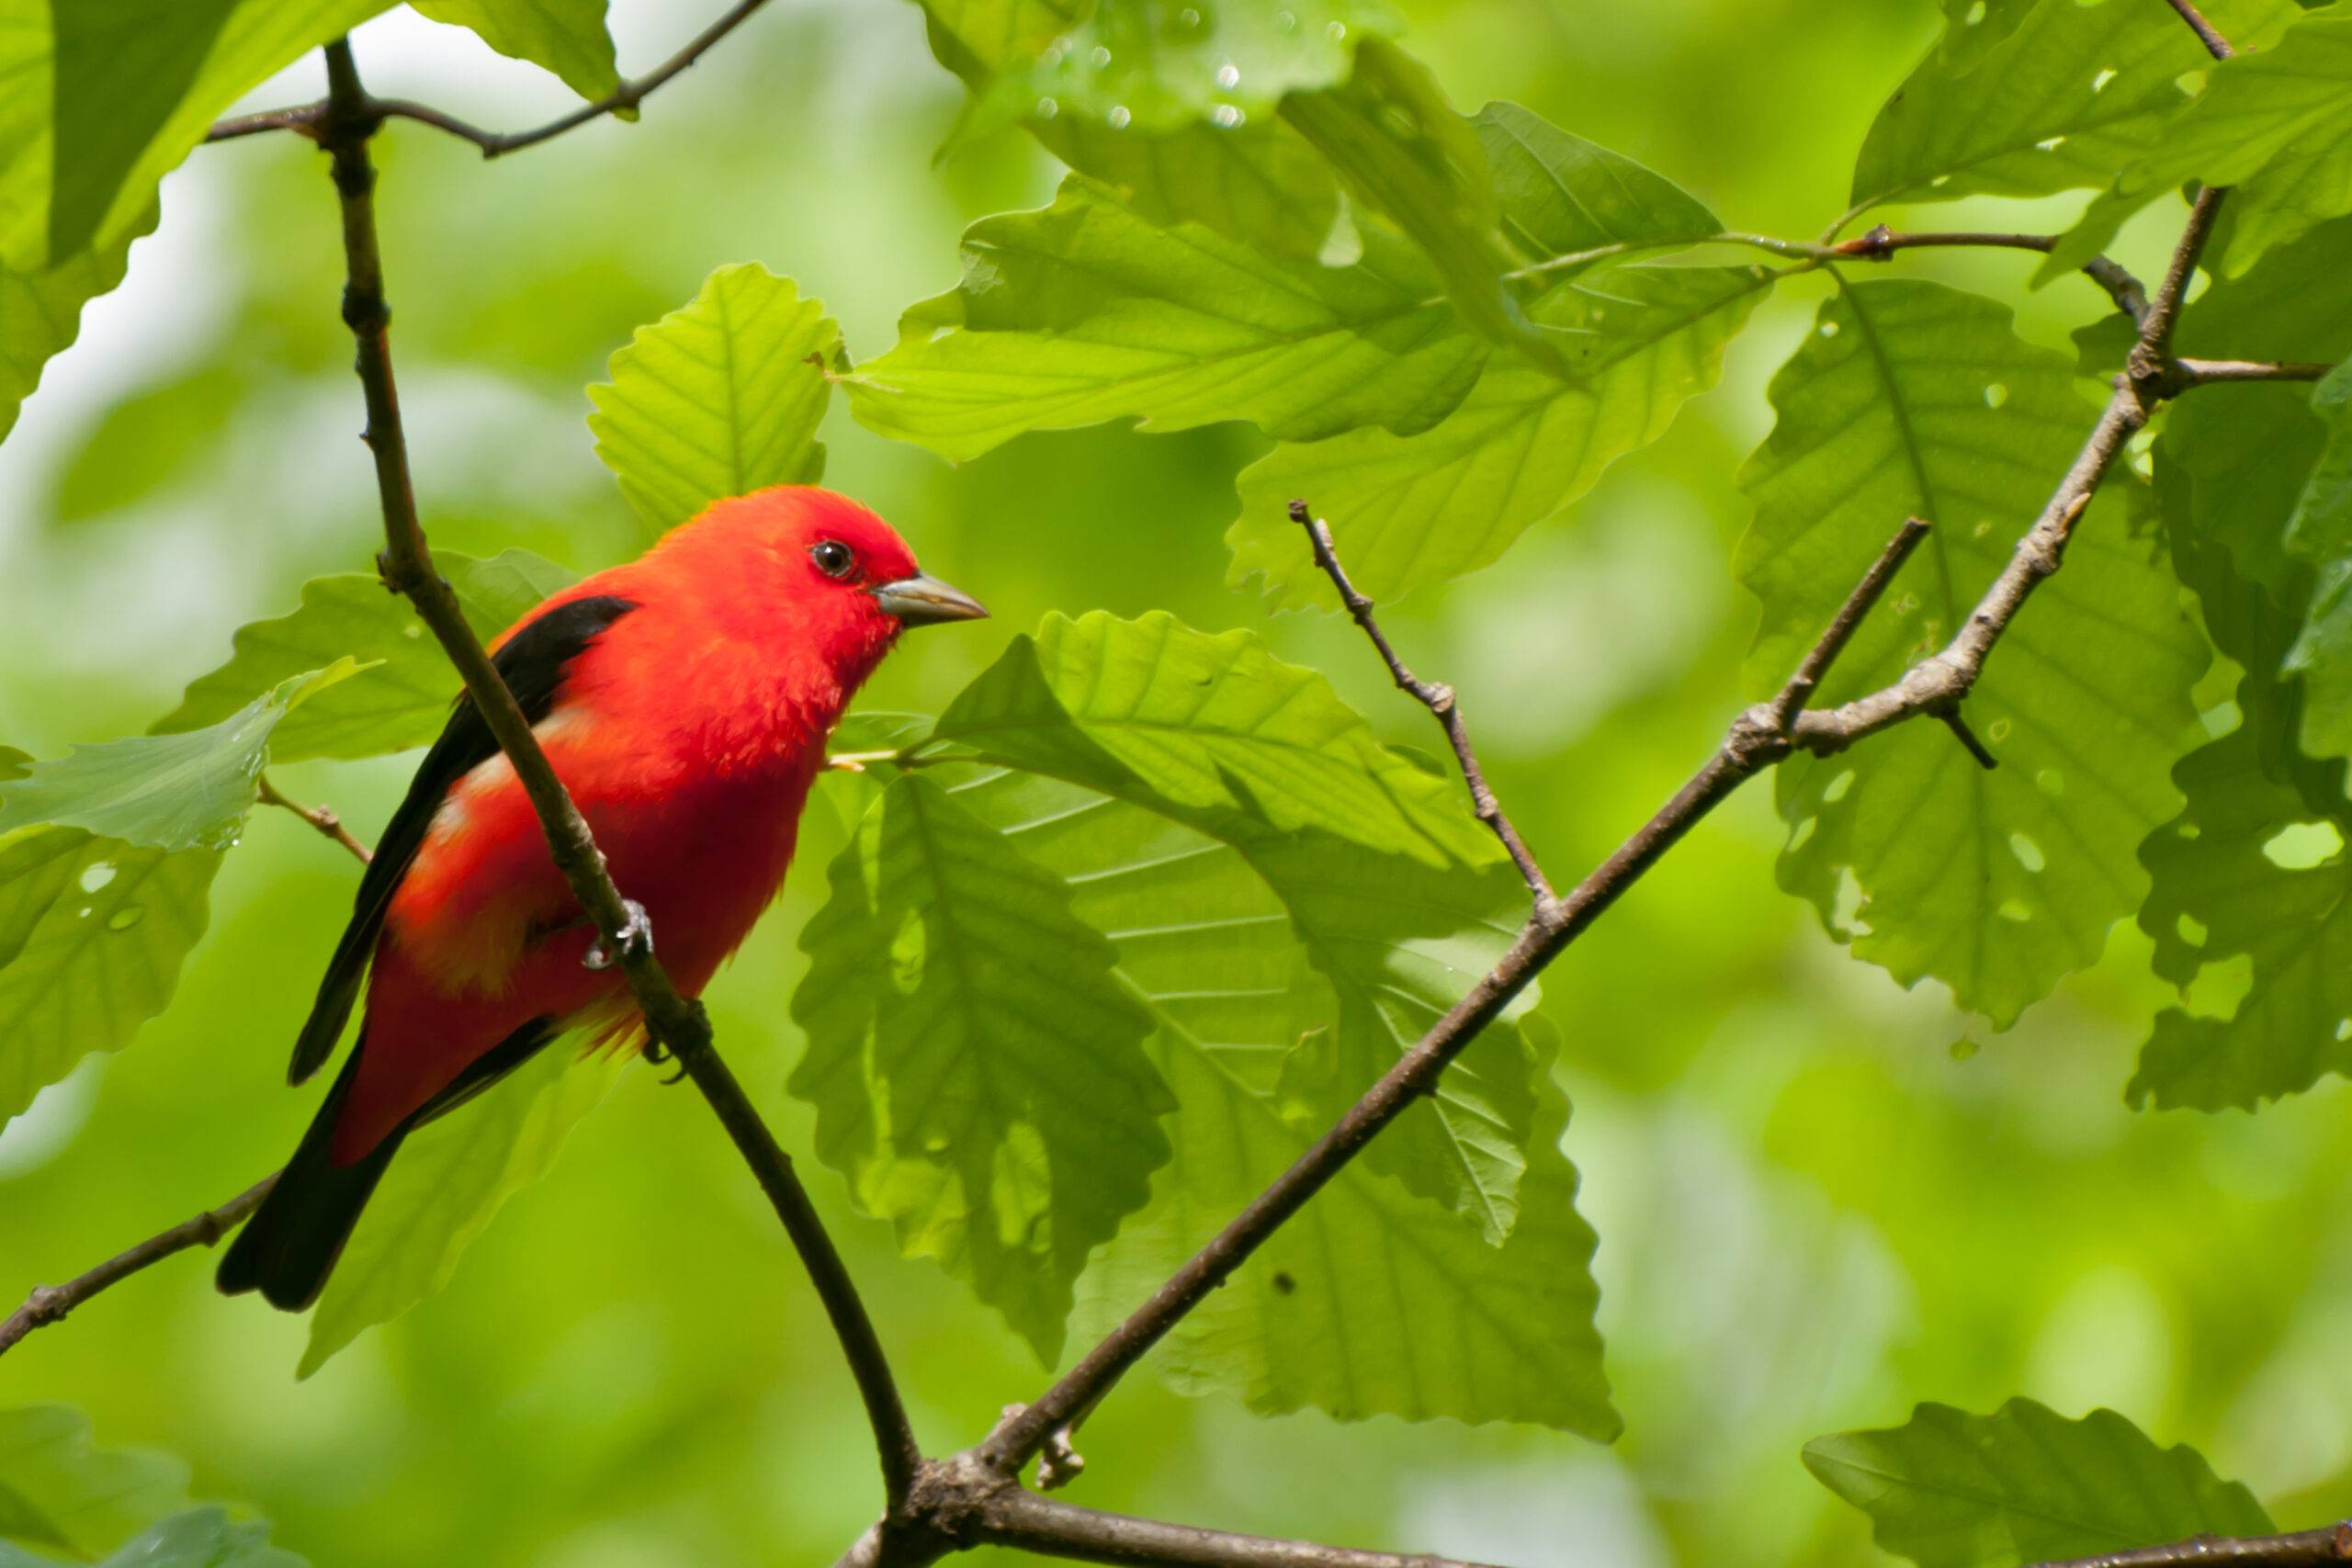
872 572 989 627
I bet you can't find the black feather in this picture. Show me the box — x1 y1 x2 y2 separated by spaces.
219 1018 559 1311
288 594 638 1084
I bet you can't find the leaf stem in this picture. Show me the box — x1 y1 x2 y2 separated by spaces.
256 773 373 863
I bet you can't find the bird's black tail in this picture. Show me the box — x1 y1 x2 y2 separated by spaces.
217 1049 404 1312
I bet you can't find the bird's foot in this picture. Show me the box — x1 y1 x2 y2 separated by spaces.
583 899 653 972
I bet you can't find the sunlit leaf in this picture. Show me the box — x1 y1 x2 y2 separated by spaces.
1804 1399 2272 1568
1229 263 1770 609
300 1043 628 1376
2120 14 2352 276
2281 360 2352 761
1736 280 2205 1025
945 775 1610 1433
0 209 151 449
790 772 1169 1360
933 610 1496 867
0 1404 188 1557
587 264 839 537
153 550 577 761
848 175 1485 463
1843 0 2299 221
413 0 620 103
1473 101 1720 264
8 0 397 268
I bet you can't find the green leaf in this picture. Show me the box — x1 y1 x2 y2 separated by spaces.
950 773 1611 1434
847 175 1484 463
412 0 620 103
1031 117 1349 261
932 610 1496 867
0 209 152 449
0 1507 309 1568
1473 101 1721 263
2120 14 2352 276
1843 0 2300 221
51 363 242 523
586 264 840 537
153 550 577 762
300 1043 626 1375
0 666 360 852
2282 360 2352 760
1804 1399 2272 1568
789 772 1170 1360
6 0 399 269
914 0 1399 134
1736 280 2206 1025
1229 263 1771 609
0 1405 188 1557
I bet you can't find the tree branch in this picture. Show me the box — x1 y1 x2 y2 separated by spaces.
2165 0 2237 61
311 34 921 1515
0 1176 278 1358
2176 356 2335 386
1826 223 2152 323
206 0 773 156
2025 1523 2352 1568
1286 499 1554 903
257 773 373 863
974 1490 1509 1568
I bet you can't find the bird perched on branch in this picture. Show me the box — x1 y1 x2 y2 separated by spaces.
218 486 987 1311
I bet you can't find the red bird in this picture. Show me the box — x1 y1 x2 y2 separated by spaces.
219 487 986 1310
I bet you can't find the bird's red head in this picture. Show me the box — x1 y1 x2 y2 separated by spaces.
635 486 987 692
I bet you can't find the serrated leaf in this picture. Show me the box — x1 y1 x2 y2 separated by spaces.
6 0 397 269
0 1405 188 1557
1474 101 1720 264
848 175 1485 463
2120 15 2352 277
1736 280 2205 1025
789 772 1170 1360
587 264 839 537
1229 263 1771 609
916 0 1398 134
0 665 359 851
0 209 151 449
413 0 620 102
1804 1399 2272 1568
1033 116 1349 260
300 1042 626 1375
949 774 1611 1434
2281 360 2352 760
933 610 1496 867
153 550 577 762
0 1507 310 1568
1843 0 2300 221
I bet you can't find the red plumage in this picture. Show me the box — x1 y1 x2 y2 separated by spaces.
219 487 985 1309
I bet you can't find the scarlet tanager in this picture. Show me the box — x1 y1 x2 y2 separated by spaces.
217 487 986 1310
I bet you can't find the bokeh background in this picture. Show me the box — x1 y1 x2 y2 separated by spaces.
6 2 2347 1563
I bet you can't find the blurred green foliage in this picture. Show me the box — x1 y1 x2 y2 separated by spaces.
7 1 2352 1566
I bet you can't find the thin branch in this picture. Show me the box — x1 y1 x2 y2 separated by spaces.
1766 516 1933 728
1828 223 2151 323
2165 0 2237 60
2177 356 2335 386
0 1176 278 1358
312 35 921 1515
975 1490 1508 1568
2025 1523 2352 1568
256 773 373 863
206 0 772 157
1286 499 1554 904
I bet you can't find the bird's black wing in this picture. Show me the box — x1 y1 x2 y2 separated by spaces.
286 594 639 1084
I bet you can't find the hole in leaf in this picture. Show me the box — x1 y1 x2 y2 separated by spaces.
1822 769 1857 804
1963 0 1985 19
1818 320 1841 338
2009 831 2046 873
1984 383 2008 408
2177 912 2208 946
2177 69 2207 96
1788 816 1819 852
1997 897 2033 923
2261 821 2343 869
78 862 115 893
2093 67 2118 93
2035 136 2066 152
2337 1019 2351 1043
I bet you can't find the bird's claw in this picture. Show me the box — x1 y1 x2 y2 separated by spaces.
639 1035 687 1083
583 899 653 972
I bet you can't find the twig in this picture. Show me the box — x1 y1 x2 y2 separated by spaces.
312 35 921 1517
256 773 372 863
975 1490 1506 1568
1828 223 2151 323
1287 499 1554 903
2165 0 2236 60
2176 356 2335 386
0 1176 278 1358
1940 712 2000 770
206 0 772 157
1766 517 1933 729
2024 1523 2352 1568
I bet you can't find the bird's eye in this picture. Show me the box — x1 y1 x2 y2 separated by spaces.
810 539 855 579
